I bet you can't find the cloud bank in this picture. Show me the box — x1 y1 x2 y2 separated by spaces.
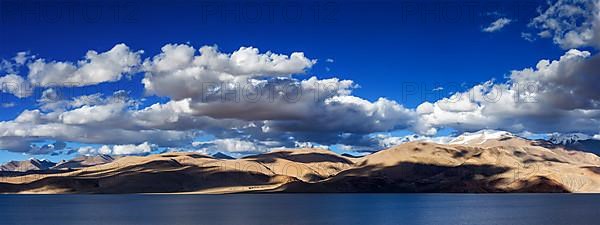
417 49 600 135
0 44 415 155
1 41 599 156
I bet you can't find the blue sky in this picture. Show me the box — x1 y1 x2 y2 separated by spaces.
0 0 563 106
0 0 599 162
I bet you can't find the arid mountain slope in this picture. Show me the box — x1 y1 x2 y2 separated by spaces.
52 155 117 170
1 137 600 194
282 138 600 193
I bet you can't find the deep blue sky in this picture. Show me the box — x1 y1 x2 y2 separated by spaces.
0 0 578 162
1 0 566 106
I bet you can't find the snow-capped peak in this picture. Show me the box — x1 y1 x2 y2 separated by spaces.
375 134 420 148
28 157 40 162
374 133 449 148
27 158 50 163
548 133 591 145
374 130 516 148
449 129 514 145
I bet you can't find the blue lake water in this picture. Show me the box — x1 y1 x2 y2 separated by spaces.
0 194 599 225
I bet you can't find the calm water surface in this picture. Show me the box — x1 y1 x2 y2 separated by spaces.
0 194 599 225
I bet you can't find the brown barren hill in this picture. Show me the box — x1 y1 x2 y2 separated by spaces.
2 137 600 194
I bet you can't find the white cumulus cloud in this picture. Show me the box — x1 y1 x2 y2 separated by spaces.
483 18 512 32
0 74 32 98
27 44 142 87
416 49 600 135
529 0 600 49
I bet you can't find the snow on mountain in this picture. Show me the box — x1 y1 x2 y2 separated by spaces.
375 133 460 148
374 130 517 148
548 133 591 145
375 134 434 148
448 129 514 145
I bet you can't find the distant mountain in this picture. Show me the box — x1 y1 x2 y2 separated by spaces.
211 152 235 159
549 133 592 145
545 133 600 156
561 139 600 156
448 129 514 145
52 155 116 169
341 153 362 158
0 159 56 172
398 134 422 143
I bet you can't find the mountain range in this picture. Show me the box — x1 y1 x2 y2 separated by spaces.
1 131 600 193
0 158 56 172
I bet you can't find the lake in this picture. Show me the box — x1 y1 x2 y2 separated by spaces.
0 194 599 225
